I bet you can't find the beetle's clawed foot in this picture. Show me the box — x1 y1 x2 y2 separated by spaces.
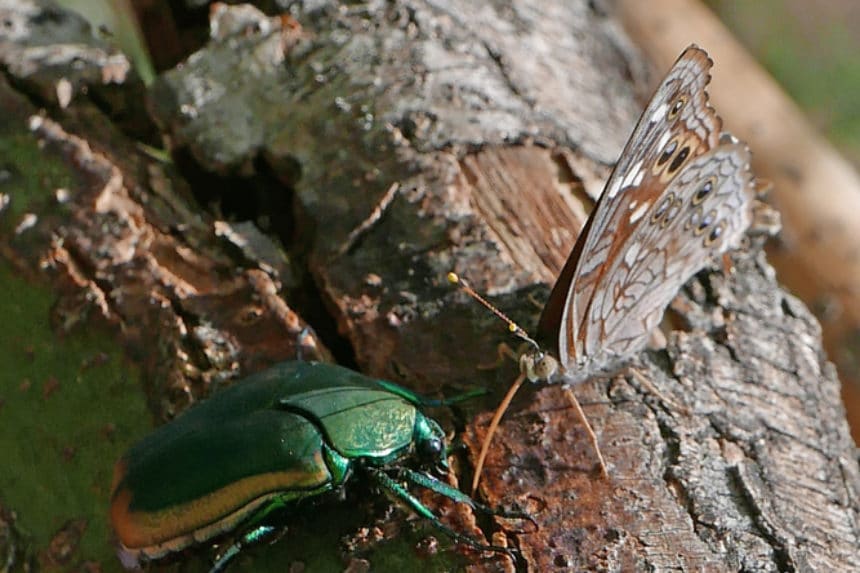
495 506 538 535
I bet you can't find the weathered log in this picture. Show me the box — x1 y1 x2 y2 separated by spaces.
146 2 860 571
1 1 857 572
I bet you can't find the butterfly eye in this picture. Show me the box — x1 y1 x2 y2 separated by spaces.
704 220 727 246
668 95 687 119
692 176 716 205
535 354 559 380
656 139 678 167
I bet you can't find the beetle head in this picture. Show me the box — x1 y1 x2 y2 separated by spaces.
414 415 448 474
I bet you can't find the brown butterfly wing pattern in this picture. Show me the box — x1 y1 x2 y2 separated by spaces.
541 46 755 383
465 45 759 492
537 47 719 355
578 144 753 379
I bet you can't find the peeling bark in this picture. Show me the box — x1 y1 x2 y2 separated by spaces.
0 3 327 420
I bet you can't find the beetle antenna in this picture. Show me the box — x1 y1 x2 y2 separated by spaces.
447 272 540 350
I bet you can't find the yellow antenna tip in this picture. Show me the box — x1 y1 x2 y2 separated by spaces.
447 272 460 284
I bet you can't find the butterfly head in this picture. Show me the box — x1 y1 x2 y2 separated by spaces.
519 346 559 383
447 272 562 382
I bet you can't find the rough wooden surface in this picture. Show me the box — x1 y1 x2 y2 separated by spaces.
2 1 858 572
142 2 860 571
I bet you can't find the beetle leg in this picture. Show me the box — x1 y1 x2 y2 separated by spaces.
208 497 296 573
397 468 535 526
210 524 280 573
374 379 487 409
367 469 517 556
419 387 488 408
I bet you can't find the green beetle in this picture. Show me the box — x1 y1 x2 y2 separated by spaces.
110 360 520 572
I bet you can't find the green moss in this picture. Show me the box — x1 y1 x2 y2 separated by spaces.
0 132 76 230
0 260 149 571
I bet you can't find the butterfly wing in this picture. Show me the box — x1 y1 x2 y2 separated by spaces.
537 46 754 381
577 143 754 376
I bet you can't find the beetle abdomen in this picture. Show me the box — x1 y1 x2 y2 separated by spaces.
111 409 333 561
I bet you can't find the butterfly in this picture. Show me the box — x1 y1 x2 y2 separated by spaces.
451 45 757 491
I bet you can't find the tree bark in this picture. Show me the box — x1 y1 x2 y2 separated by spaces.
2 1 858 572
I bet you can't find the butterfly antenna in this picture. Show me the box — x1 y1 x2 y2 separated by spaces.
447 272 540 349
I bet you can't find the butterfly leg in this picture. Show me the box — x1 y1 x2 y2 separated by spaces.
477 342 519 371
472 372 528 493
562 387 609 478
627 368 691 415
526 291 544 310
